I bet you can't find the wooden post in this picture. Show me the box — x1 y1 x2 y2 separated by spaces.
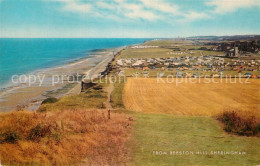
108 109 111 120
61 120 64 131
81 81 84 92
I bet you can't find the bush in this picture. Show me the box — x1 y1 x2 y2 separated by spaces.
256 124 260 133
28 124 52 141
41 98 58 104
218 111 259 136
0 131 20 143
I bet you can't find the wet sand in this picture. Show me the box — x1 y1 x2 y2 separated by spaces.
0 48 121 112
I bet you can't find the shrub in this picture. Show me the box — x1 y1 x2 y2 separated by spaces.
256 124 260 133
0 131 20 143
28 124 52 141
41 98 58 104
218 111 259 136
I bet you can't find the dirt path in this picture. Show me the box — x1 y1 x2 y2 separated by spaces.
200 51 203 56
105 83 114 109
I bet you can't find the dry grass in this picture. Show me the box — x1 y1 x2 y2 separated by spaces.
0 109 133 165
123 78 260 117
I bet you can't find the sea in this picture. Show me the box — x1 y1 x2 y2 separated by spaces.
0 38 150 89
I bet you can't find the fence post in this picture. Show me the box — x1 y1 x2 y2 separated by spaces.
108 109 111 119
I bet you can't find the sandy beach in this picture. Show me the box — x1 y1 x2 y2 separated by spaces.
0 47 122 112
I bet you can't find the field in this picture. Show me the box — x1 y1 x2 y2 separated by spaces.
124 78 260 117
119 47 224 59
131 113 260 165
119 47 176 59
124 77 260 165
144 39 193 46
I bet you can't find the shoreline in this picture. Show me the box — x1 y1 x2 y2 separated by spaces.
0 47 124 112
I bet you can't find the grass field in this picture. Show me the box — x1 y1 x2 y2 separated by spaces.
124 78 260 117
131 113 260 165
119 47 174 59
119 47 224 59
144 40 193 46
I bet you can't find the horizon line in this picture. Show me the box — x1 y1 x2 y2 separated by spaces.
1 34 260 39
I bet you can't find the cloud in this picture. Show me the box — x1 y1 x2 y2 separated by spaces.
52 0 91 13
124 8 159 21
47 0 209 22
140 0 179 15
206 0 260 14
96 1 114 10
116 1 159 20
95 0 159 21
139 0 209 21
183 11 210 21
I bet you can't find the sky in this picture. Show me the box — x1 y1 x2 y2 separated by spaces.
0 0 260 38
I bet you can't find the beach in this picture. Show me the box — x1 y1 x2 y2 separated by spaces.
0 47 121 112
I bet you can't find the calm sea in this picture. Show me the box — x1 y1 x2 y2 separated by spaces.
0 38 150 89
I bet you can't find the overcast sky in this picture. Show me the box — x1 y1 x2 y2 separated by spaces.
0 0 260 38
